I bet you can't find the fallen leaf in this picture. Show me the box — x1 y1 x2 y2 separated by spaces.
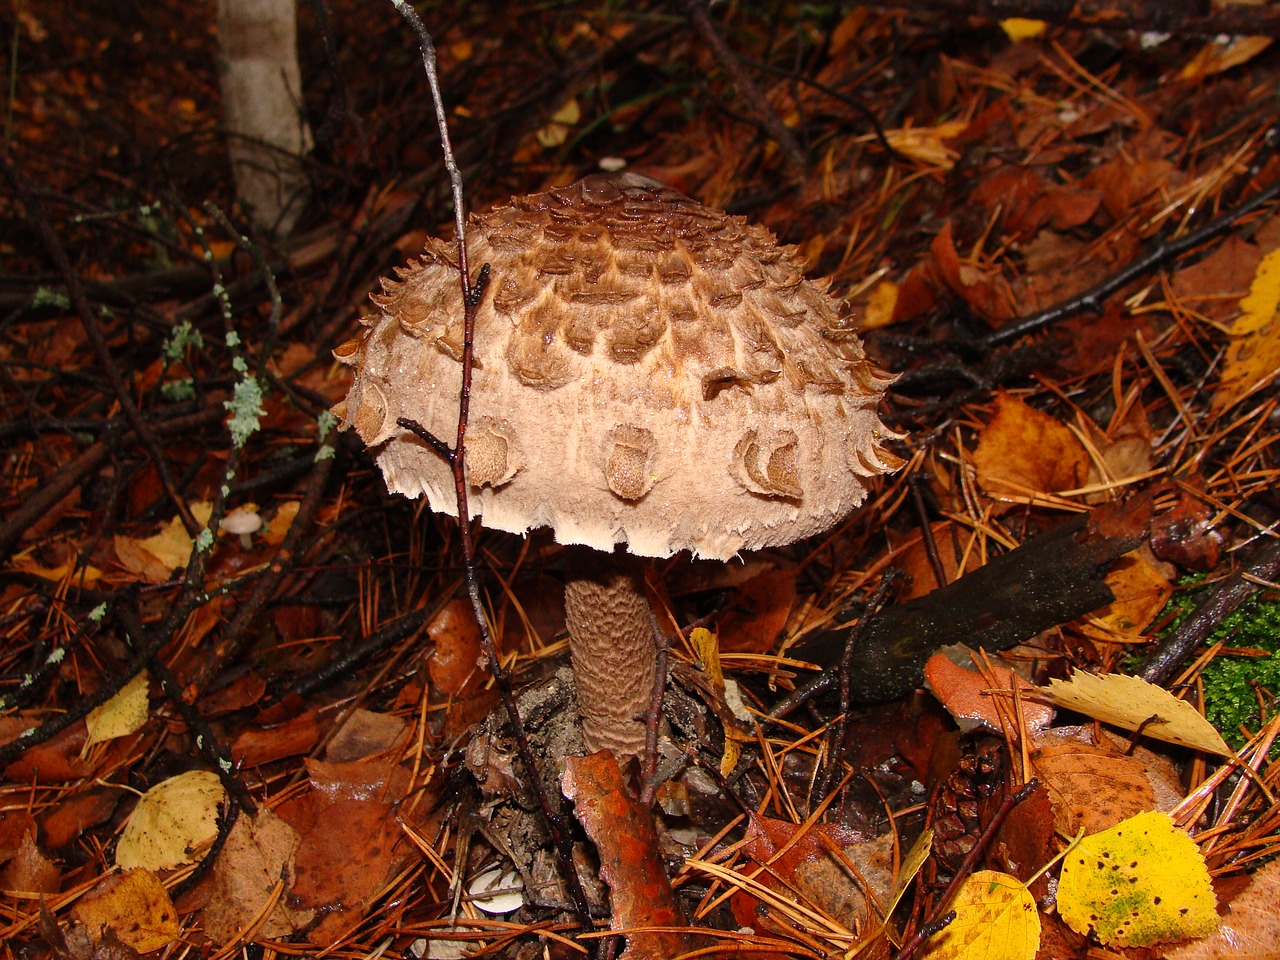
973 393 1089 501
921 870 1039 960
201 807 312 945
1213 243 1280 414
562 751 693 960
40 786 124 849
1039 671 1232 755
1032 739 1156 836
1165 857 1280 959
1057 811 1219 947
1179 35 1273 81
924 653 1054 735
113 502 213 583
288 796 407 944
115 770 226 871
85 671 150 748
729 813 891 938
428 598 485 697
0 828 60 894
70 868 179 953
1078 551 1172 641
884 119 969 169
0 716 90 782
716 567 797 654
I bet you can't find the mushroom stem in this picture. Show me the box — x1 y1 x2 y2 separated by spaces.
563 548 658 760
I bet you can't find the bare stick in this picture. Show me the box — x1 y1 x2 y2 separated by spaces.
389 1 596 935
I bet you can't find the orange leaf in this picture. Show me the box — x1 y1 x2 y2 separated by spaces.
973 393 1089 500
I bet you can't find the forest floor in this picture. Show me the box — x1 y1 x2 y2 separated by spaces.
3 2 1280 958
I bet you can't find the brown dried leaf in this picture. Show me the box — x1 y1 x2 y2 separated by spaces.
201 807 313 945
428 597 485 697
0 717 91 782
0 828 61 895
973 393 1089 500
562 751 693 960
288 797 407 944
1031 736 1157 836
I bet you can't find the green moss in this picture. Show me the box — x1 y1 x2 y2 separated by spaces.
1160 582 1280 752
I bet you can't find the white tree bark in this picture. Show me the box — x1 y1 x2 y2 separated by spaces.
216 0 313 237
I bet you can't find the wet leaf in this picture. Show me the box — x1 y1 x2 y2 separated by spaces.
921 870 1039 960
973 393 1089 500
115 770 225 871
85 671 149 748
1039 671 1231 756
201 807 312 945
69 868 179 953
1058 811 1218 947
1213 244 1280 414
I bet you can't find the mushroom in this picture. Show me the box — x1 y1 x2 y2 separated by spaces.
222 507 262 549
333 173 902 759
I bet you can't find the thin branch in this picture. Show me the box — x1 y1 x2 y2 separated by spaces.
389 0 597 935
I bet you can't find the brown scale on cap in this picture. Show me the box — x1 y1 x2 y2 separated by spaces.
334 173 902 758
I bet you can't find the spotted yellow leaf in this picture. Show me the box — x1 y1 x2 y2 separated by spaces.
116 769 226 871
1058 811 1219 947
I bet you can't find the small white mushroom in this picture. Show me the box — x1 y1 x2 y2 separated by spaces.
334 173 903 759
222 508 262 549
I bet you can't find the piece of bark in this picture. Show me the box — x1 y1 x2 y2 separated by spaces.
791 507 1146 704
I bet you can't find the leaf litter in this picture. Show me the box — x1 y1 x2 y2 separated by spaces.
3 2 1280 958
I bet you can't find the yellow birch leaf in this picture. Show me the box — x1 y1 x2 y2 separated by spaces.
70 868 179 953
1058 811 1219 947
116 770 226 871
861 280 900 330
1213 245 1280 413
921 870 1040 960
1040 671 1232 756
888 828 933 917
85 670 149 748
690 627 744 775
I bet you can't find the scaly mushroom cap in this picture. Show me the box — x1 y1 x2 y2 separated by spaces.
334 173 901 560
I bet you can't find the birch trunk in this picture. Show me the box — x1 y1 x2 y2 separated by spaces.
216 0 312 237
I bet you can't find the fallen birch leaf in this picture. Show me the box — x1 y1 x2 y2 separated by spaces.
116 770 225 871
562 751 693 960
85 671 149 748
1057 811 1218 947
1165 857 1280 959
921 870 1040 960
1213 244 1280 414
1039 671 1232 756
70 867 179 953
